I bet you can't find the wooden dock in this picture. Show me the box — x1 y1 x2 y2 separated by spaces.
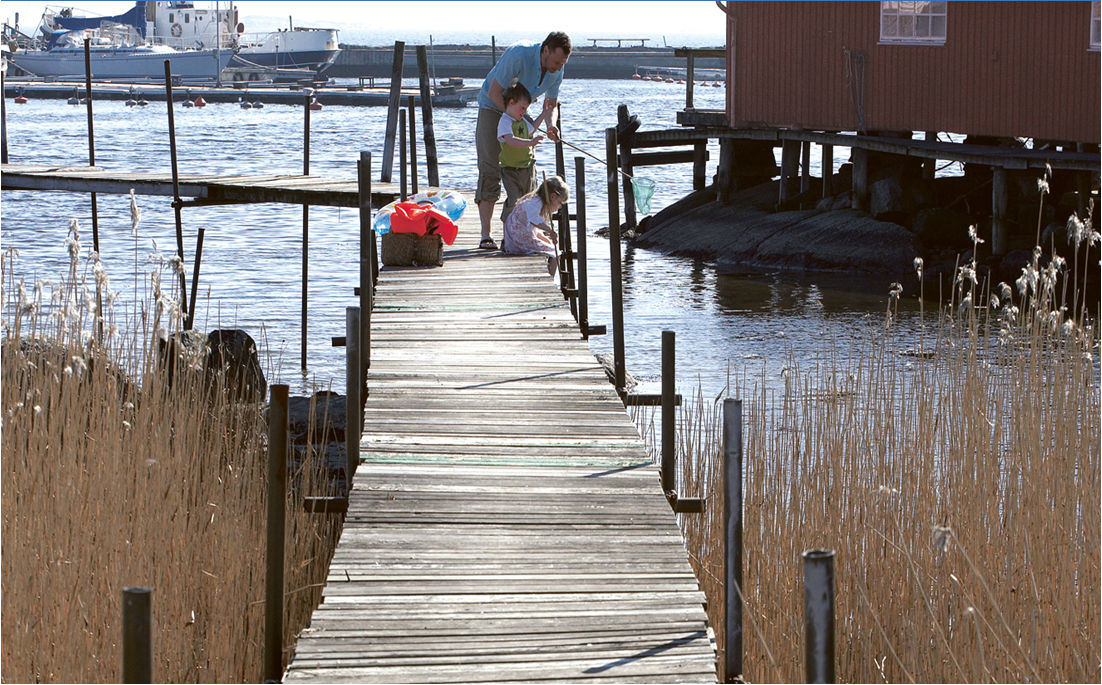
282 198 716 683
0 163 404 207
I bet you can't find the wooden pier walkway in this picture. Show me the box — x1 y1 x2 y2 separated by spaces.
283 197 716 683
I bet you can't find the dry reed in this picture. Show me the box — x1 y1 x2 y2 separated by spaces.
667 216 1100 682
1 216 340 682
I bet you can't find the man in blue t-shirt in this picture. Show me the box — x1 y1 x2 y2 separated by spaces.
474 31 571 249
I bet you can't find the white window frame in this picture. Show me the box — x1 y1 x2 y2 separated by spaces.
880 1 948 45
1091 1 1100 51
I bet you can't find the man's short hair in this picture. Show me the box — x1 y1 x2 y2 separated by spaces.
542 31 572 55
503 82 533 105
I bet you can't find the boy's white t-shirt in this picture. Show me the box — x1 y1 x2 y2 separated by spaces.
497 112 520 140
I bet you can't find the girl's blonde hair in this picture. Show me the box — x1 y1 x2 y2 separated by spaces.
531 175 569 220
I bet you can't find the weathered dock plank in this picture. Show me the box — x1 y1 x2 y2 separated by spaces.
283 194 715 683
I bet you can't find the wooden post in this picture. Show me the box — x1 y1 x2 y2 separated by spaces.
851 147 868 211
992 166 1008 257
163 60 189 323
553 106 577 317
661 330 675 495
358 152 374 387
778 139 799 205
717 139 734 204
1 71 8 164
693 141 707 191
800 140 811 194
821 143 834 198
301 93 311 370
121 587 152 684
803 549 836 684
187 228 205 331
617 105 637 232
381 41 405 182
264 384 289 684
605 128 626 398
399 108 408 200
574 156 591 338
685 51 695 109
491 36 497 66
722 398 743 683
407 95 418 195
415 45 439 187
345 308 361 483
922 131 937 181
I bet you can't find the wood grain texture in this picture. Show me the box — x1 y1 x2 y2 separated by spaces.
284 193 715 683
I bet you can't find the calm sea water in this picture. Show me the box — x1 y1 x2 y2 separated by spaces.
1 77 925 400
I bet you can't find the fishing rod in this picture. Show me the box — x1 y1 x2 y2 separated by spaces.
532 123 635 181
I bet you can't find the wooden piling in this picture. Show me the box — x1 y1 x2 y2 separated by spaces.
399 109 408 200
923 131 938 181
685 52 695 109
779 139 799 205
693 142 707 191
381 41 405 183
553 105 577 317
661 330 675 495
264 384 289 683
358 152 374 387
821 143 834 198
121 587 152 684
617 105 637 232
415 46 439 187
83 39 100 256
605 128 627 398
1 72 8 164
992 166 1008 256
574 156 592 338
722 398 744 683
803 549 836 684
302 93 311 370
851 147 868 211
407 95 418 195
800 140 811 194
345 308 361 482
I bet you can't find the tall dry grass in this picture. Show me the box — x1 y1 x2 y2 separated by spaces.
669 219 1100 681
1 213 340 682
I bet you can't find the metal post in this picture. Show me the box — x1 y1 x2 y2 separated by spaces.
121 587 152 684
803 549 836 684
84 39 100 255
574 156 591 338
661 330 675 495
604 128 626 397
358 152 374 388
263 384 289 683
301 93 311 369
345 307 361 482
186 227 204 330
1 71 9 164
415 45 439 187
722 398 743 683
407 94 418 195
399 109 408 200
381 41 405 182
163 60 189 322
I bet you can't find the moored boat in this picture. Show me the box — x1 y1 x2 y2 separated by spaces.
4 32 234 80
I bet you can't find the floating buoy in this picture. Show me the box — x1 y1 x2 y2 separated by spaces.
182 89 194 107
632 72 641 79
712 81 721 87
136 95 148 106
239 96 252 109
308 98 322 111
665 77 674 83
67 88 80 105
251 100 263 109
14 94 28 104
194 95 206 107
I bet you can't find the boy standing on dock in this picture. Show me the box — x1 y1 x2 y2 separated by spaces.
497 83 545 251
475 32 571 250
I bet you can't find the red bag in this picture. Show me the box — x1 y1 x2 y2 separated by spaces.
388 202 459 245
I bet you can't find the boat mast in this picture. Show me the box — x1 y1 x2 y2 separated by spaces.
215 0 221 86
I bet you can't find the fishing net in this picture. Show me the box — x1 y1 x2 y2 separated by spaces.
632 177 656 214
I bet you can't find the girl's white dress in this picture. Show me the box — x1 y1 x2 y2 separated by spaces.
503 195 556 257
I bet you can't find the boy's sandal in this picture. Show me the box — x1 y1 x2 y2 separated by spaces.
478 237 498 250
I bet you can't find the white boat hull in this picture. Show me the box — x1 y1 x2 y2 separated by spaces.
7 45 233 80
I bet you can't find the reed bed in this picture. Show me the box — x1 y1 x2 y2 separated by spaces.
1 215 340 682
668 226 1100 681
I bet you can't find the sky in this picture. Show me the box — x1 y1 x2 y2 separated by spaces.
2 1 728 41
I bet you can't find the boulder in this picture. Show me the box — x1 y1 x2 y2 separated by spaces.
205 329 266 402
594 353 638 392
869 178 904 221
912 207 973 250
288 390 348 445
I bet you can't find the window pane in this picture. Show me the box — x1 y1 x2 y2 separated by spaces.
899 15 915 37
916 15 930 37
932 15 946 38
882 15 899 37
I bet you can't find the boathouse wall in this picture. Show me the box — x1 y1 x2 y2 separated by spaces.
724 1 1101 143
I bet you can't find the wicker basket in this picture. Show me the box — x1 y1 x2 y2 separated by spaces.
381 233 443 267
